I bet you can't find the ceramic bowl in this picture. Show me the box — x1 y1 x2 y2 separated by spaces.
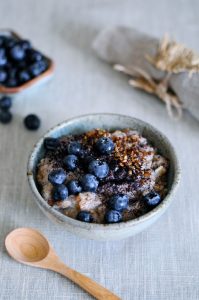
27 114 180 241
0 29 54 95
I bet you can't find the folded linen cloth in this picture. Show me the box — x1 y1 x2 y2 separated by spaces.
93 26 199 121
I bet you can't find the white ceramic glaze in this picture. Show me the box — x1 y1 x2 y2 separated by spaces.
27 114 181 241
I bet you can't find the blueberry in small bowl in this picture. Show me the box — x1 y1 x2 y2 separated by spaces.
0 29 54 94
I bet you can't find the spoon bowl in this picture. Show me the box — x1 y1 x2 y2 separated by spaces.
5 228 50 263
5 228 120 300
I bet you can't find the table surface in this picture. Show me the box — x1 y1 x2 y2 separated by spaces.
0 0 199 299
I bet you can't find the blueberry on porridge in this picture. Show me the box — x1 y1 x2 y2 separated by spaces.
36 129 169 224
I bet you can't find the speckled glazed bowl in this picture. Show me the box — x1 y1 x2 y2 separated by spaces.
27 114 180 241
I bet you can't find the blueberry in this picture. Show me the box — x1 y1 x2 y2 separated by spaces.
26 49 43 62
0 96 12 110
83 155 94 165
80 150 93 164
143 191 161 206
0 69 7 83
88 159 109 179
44 137 60 151
15 60 27 70
108 194 129 211
4 62 13 72
68 141 82 156
53 184 68 201
0 110 12 124
4 37 16 48
18 70 31 83
67 180 82 195
28 63 40 77
0 48 7 66
96 137 114 155
0 36 5 47
0 48 5 55
104 210 122 224
29 60 48 77
40 59 48 70
63 154 78 171
5 66 18 87
48 169 67 185
4 78 18 87
9 44 25 61
19 39 31 50
81 174 99 192
24 114 41 130
7 68 17 80
76 211 93 223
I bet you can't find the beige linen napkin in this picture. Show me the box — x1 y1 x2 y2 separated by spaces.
93 26 199 121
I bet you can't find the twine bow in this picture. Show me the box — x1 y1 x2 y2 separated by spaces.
113 35 199 119
114 64 183 119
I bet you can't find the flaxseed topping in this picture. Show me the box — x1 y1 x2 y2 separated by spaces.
81 128 154 178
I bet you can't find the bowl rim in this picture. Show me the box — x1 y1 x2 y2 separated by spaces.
27 113 181 230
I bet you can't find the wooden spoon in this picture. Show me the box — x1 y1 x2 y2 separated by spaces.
5 228 120 300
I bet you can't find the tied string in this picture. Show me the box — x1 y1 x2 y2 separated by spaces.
114 64 183 120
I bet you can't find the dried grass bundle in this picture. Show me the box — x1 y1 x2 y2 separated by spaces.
147 35 199 74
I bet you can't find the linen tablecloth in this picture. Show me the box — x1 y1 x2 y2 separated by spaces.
0 0 199 299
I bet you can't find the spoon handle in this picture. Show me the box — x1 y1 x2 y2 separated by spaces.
50 260 121 300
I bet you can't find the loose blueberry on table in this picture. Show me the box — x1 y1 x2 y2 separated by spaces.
0 34 49 88
24 114 41 130
0 96 12 110
0 95 42 129
0 96 13 124
37 129 169 224
0 110 12 124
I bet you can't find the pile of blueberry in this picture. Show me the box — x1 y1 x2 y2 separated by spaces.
45 136 162 224
0 34 49 87
46 136 130 224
